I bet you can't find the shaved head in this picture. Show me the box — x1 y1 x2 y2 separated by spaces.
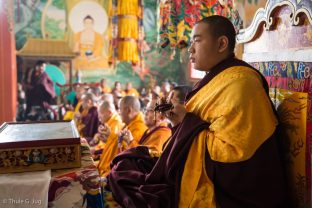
98 100 115 123
119 96 141 125
196 15 236 52
81 92 96 103
101 93 114 103
81 92 96 109
120 96 141 113
99 100 116 112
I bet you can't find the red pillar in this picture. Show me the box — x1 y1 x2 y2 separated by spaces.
0 0 17 124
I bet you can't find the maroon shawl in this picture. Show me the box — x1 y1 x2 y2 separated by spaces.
82 106 99 139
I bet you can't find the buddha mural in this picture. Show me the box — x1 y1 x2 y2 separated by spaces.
69 1 109 70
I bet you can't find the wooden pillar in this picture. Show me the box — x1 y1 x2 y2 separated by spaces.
69 60 73 90
0 0 17 124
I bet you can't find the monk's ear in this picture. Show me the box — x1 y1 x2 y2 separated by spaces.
217 35 229 53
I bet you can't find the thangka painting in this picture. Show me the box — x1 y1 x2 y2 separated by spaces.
69 1 110 70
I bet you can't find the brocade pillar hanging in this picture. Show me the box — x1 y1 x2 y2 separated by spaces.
109 0 144 69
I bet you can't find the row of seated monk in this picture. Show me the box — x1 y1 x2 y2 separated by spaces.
68 84 190 178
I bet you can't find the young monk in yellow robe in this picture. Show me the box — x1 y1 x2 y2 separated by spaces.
90 100 123 160
119 100 171 156
107 16 286 208
98 96 147 176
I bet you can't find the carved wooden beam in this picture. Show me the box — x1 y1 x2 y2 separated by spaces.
237 0 312 44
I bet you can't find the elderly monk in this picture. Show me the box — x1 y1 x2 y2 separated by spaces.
97 96 147 177
90 100 123 159
119 100 171 154
107 16 286 208
118 96 148 147
75 92 99 141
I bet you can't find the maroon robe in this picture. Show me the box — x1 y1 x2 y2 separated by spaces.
107 55 287 208
29 71 55 106
81 106 99 140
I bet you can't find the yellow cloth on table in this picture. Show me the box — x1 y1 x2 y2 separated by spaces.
98 112 147 177
179 66 278 208
0 170 51 208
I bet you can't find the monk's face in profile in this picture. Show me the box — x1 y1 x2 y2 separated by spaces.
98 107 112 124
119 101 131 125
164 90 186 126
144 101 158 128
81 96 93 110
144 108 155 128
188 22 225 72
115 82 122 91
168 90 184 113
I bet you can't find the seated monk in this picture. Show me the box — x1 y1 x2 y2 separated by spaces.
163 85 193 128
107 16 286 207
97 96 147 177
75 92 99 142
100 78 112 94
119 99 172 155
63 85 85 121
90 101 123 160
124 82 139 97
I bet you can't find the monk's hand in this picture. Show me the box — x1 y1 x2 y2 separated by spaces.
74 112 81 120
90 135 100 146
119 129 133 145
98 124 110 142
166 103 187 127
